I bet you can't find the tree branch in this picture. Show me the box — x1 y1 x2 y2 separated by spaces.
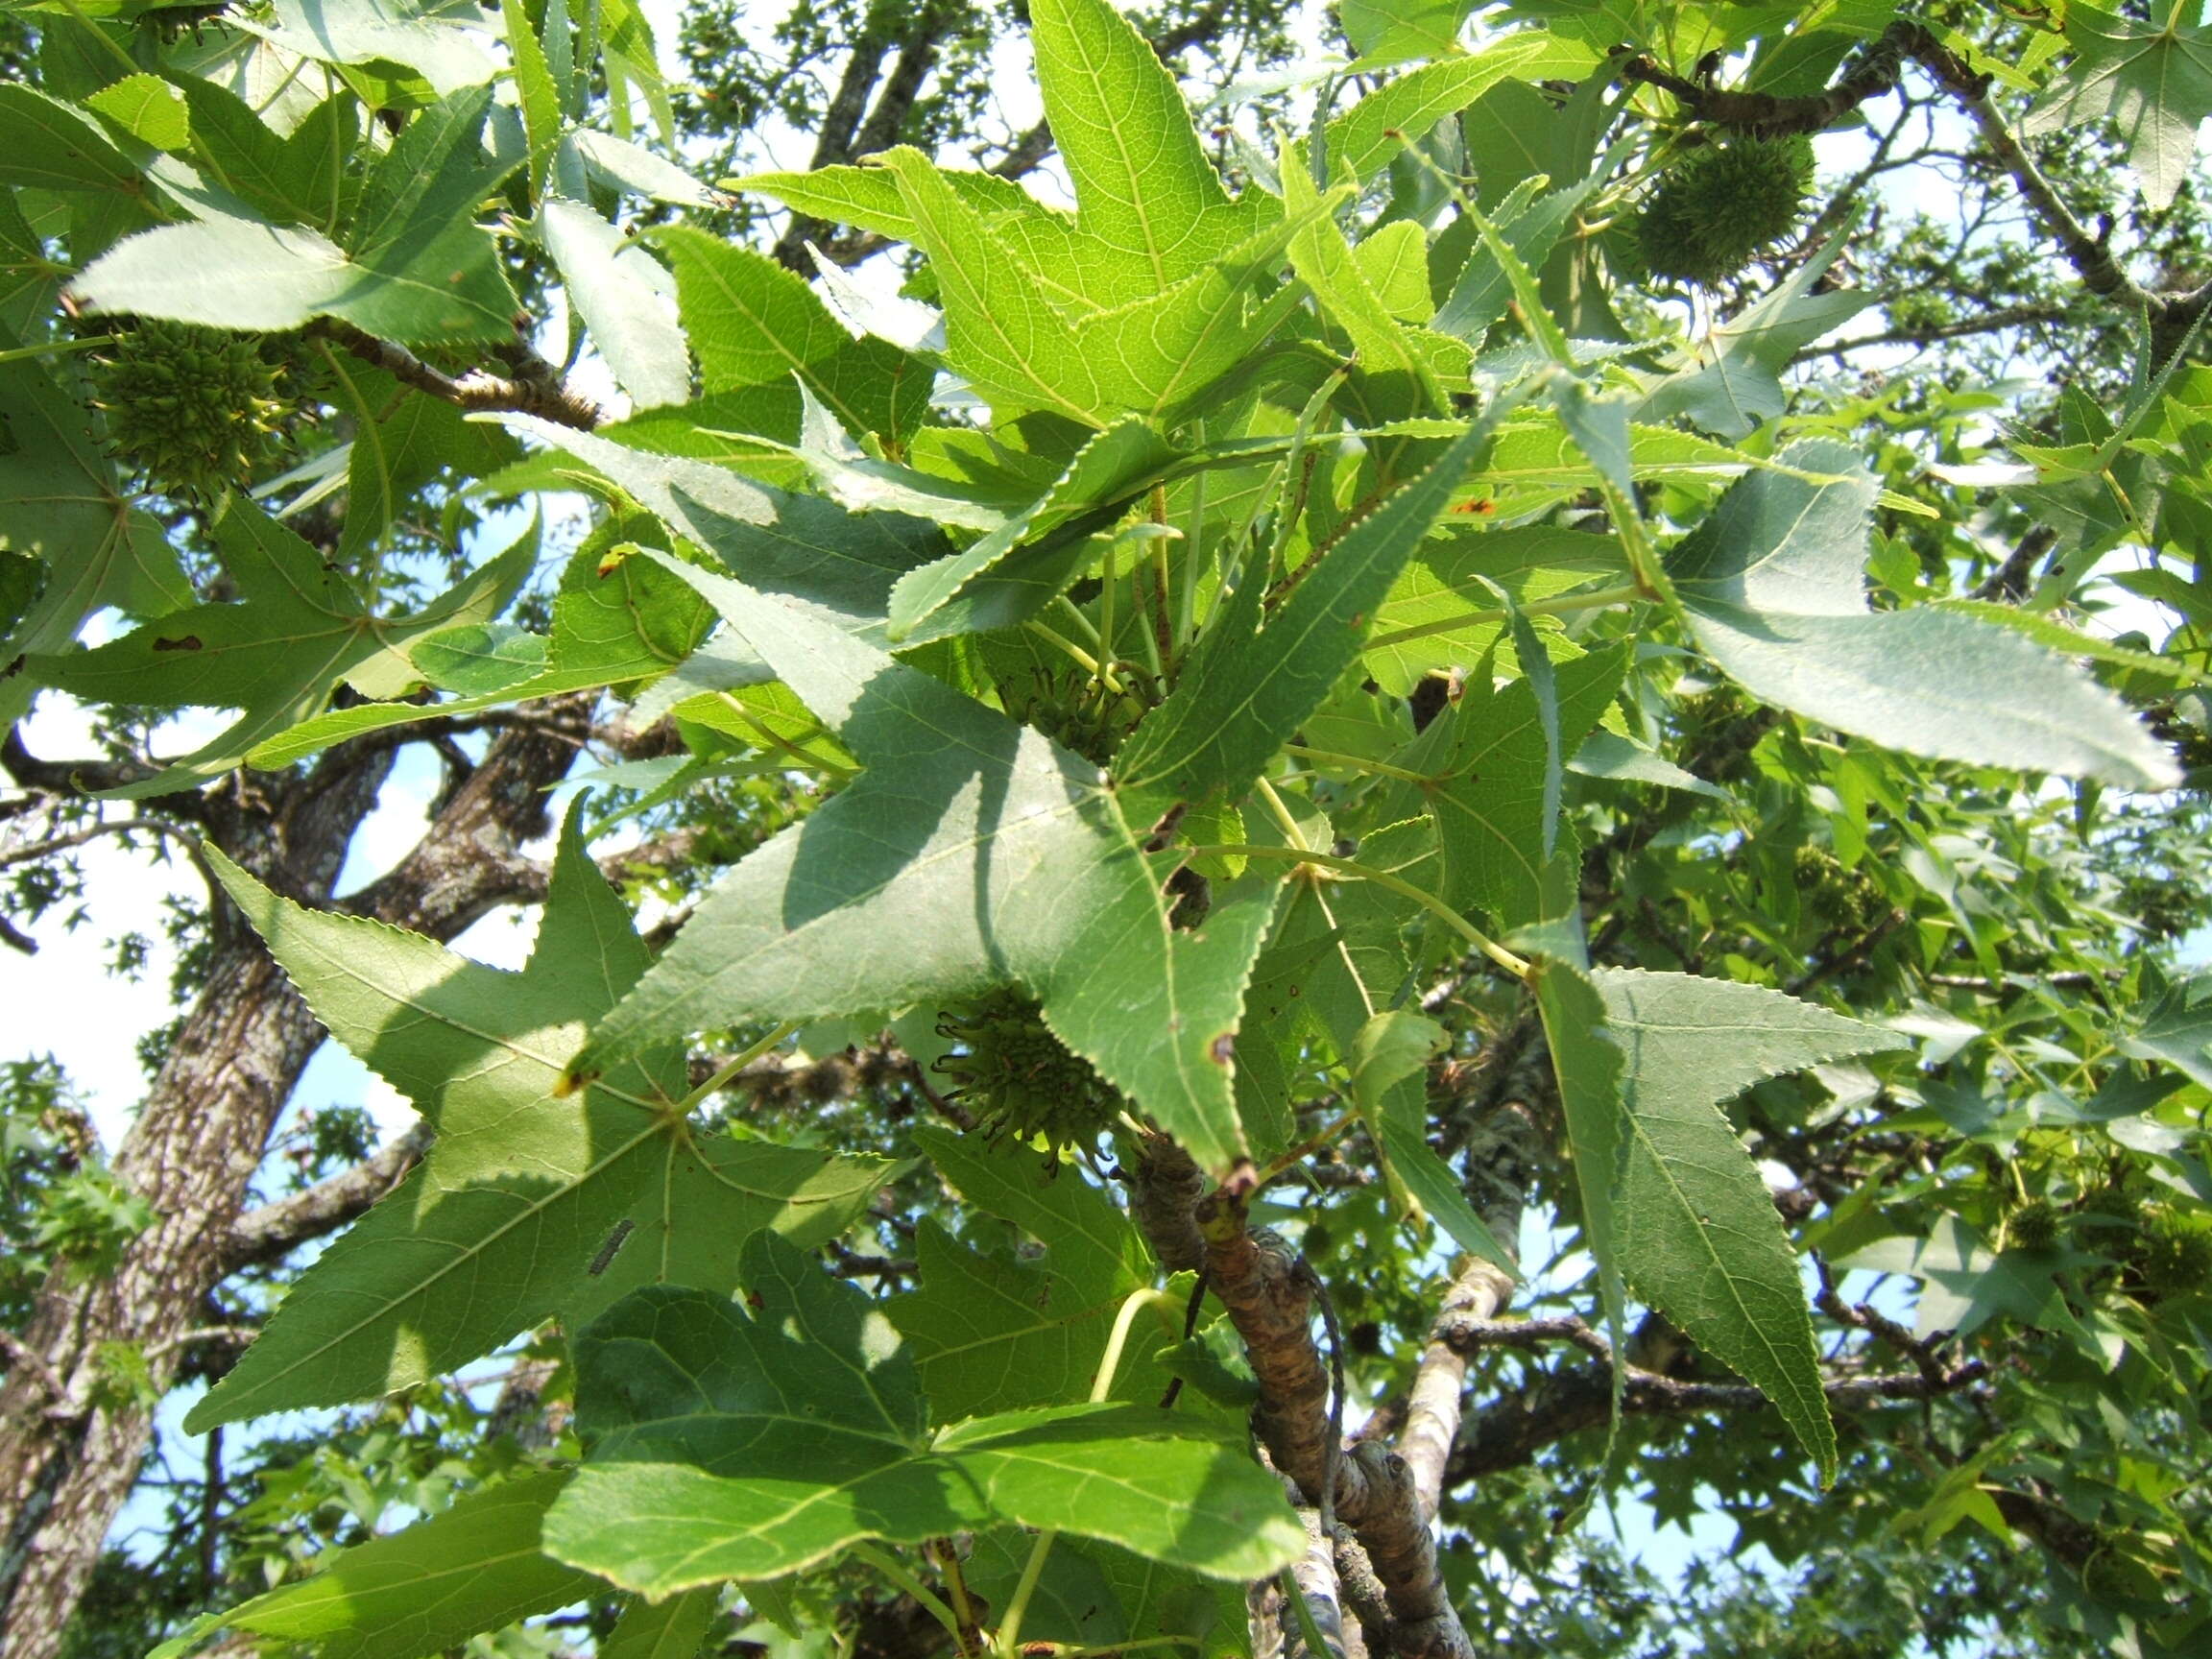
1441 1337 1990 1485
1616 22 1919 139
311 321 601 432
1 728 189 805
1280 1483 1350 1659
1969 524 2059 604
1193 1189 1475 1659
340 692 595 935
1792 304 2071 365
1397 1257 1515 1524
1625 21 2212 363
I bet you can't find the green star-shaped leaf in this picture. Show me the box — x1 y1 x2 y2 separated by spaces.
185 808 901 1430
2026 4 2212 209
0 324 188 724
568 550 1284 1175
542 1234 1304 1598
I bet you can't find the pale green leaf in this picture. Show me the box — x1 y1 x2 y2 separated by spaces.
2024 4 2212 208
1588 968 1911 1482
1282 153 1461 416
503 0 563 198
1668 438 2179 788
1029 0 1248 295
235 0 501 96
72 206 518 344
567 130 724 207
878 148 1307 425
1637 233 1869 439
215 1473 597 1659
85 73 190 152
1340 0 1477 61
877 150 1103 423
186 812 896 1428
658 227 928 441
1325 39 1550 182
932 1404 1301 1577
542 197 691 409
729 161 1046 250
1064 206 1315 419
1568 731 1730 800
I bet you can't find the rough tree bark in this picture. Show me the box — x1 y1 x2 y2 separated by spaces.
0 698 591 1658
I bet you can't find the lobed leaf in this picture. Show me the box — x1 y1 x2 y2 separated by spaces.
1668 439 2178 788
1588 968 1910 1484
570 551 1280 1173
545 1235 1303 1597
187 810 896 1428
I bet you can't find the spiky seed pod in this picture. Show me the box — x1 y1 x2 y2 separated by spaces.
2007 1197 2062 1253
1793 846 1887 934
2135 1205 2212 1296
1637 134 1816 286
89 319 295 500
935 987 1119 1151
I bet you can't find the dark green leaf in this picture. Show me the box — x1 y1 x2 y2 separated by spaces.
545 1236 1303 1596
1588 968 1910 1483
570 551 1282 1173
26 496 532 796
1116 418 1495 819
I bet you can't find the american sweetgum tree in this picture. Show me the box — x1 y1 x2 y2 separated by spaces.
2 1 2211 1655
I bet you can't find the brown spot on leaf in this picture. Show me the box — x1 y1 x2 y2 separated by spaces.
1209 1033 1236 1065
153 635 202 652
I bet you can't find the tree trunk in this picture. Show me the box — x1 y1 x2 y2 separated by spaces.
0 702 589 1657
